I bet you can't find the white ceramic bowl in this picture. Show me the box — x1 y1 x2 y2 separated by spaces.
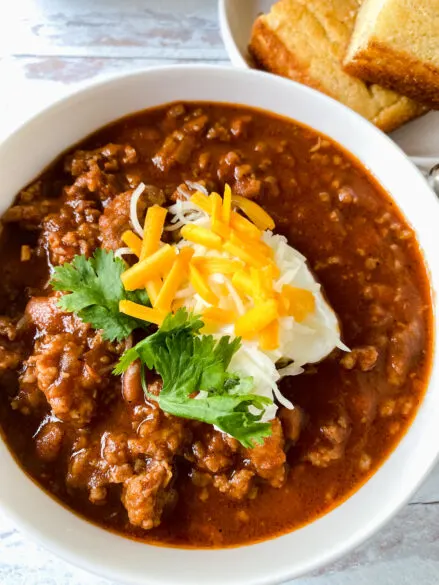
0 65 438 585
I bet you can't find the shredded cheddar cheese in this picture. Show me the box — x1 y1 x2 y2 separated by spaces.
231 194 275 231
119 300 166 325
155 248 194 311
121 244 176 291
235 299 279 339
120 182 326 354
181 224 222 250
140 205 167 260
189 264 218 306
145 278 163 305
259 319 279 351
121 230 142 257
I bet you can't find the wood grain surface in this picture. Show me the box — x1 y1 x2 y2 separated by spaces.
0 1 438 584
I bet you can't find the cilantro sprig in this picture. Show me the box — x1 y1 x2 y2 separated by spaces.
51 249 149 342
114 309 273 448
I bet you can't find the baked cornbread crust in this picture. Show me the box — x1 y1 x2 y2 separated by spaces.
344 0 439 109
249 0 427 132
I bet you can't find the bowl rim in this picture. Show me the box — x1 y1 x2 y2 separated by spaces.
218 0 251 68
0 63 438 585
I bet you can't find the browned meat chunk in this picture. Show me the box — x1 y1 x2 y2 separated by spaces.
387 319 423 386
24 331 118 426
102 432 130 466
0 317 18 341
217 151 261 199
189 428 239 474
340 346 379 372
35 421 64 462
153 115 208 172
40 199 101 265
0 343 22 371
99 186 165 251
30 334 97 425
0 317 24 371
304 412 351 468
121 461 176 530
129 402 189 461
245 419 286 487
212 469 255 500
65 144 137 177
63 144 137 204
2 200 60 229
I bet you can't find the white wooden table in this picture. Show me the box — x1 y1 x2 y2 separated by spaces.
1 1 439 584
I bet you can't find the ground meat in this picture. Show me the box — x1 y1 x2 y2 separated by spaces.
102 432 130 466
189 428 239 474
0 342 22 371
244 419 286 488
216 151 261 199
65 144 137 177
2 200 60 230
121 460 175 530
0 316 24 371
40 199 101 265
99 186 165 250
340 346 379 372
304 412 351 468
35 421 64 462
23 331 118 425
152 115 208 172
129 403 189 461
62 144 137 205
0 317 18 341
387 319 423 386
212 469 255 500
29 334 97 425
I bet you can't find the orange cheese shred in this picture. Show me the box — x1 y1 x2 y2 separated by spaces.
154 248 193 311
231 270 253 297
190 191 212 214
121 230 142 257
231 195 275 231
181 224 222 250
189 264 218 306
234 299 279 339
223 237 267 268
279 285 315 322
230 211 261 240
211 218 231 239
222 184 232 225
259 319 279 350
192 258 243 275
140 205 167 260
119 300 167 325
146 278 163 305
121 244 176 291
202 307 236 324
210 192 223 226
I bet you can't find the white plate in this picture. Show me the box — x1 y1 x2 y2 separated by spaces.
218 0 439 168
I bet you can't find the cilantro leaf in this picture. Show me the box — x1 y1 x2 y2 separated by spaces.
115 308 272 448
51 249 150 342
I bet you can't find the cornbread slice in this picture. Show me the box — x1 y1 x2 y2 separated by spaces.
344 0 439 108
249 0 426 132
